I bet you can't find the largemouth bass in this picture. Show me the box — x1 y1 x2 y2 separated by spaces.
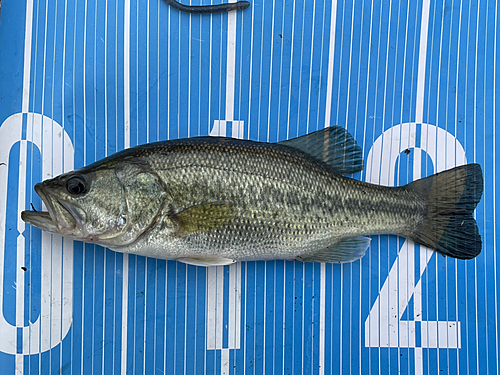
21 127 483 266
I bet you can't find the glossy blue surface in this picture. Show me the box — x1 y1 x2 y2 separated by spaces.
0 0 498 374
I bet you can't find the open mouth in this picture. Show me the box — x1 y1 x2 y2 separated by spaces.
21 183 77 234
20 210 59 233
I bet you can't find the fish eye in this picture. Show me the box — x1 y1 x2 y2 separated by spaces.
66 175 87 196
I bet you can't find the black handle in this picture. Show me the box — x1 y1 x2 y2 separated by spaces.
164 0 250 14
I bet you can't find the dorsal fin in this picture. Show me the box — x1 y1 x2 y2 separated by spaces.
277 126 364 175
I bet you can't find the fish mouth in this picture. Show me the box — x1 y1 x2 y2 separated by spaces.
21 183 79 235
20 210 59 233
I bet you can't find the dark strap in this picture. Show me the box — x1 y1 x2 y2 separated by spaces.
164 0 250 14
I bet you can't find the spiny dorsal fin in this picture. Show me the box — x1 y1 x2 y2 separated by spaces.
296 236 371 263
277 126 364 175
172 203 236 236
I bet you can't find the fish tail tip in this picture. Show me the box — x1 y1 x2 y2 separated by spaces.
407 163 483 260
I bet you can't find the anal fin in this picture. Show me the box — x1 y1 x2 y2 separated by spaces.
296 236 371 263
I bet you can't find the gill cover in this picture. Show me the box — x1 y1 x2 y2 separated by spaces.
98 164 168 247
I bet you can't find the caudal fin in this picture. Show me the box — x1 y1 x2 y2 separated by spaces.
406 164 483 260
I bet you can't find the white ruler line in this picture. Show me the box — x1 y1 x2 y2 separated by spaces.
415 0 430 124
221 348 230 375
124 0 131 149
207 266 216 349
474 0 480 373
121 0 131 373
16 141 28 374
228 264 236 349
225 5 237 122
22 0 34 113
17 0 35 371
324 0 338 129
319 262 326 375
414 2 430 372
216 266 224 350
320 2 338 373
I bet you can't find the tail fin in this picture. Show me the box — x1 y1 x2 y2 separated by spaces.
406 164 483 260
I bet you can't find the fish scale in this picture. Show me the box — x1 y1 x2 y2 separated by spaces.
123 138 425 260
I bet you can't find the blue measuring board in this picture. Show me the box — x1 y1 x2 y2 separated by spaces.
0 0 498 374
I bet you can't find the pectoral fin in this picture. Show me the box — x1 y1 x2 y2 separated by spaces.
176 257 236 267
172 203 236 236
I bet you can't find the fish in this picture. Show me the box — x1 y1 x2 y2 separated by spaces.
21 127 483 267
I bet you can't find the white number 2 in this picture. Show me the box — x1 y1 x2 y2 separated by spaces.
364 123 467 372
